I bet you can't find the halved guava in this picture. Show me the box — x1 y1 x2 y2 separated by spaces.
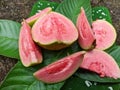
80 49 120 79
92 20 117 50
76 7 95 50
32 11 78 50
26 7 52 26
34 51 85 83
19 20 43 67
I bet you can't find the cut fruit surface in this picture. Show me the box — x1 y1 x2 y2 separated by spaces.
76 7 95 50
80 49 120 79
26 7 52 26
19 20 43 67
92 20 117 50
34 51 85 83
32 11 78 50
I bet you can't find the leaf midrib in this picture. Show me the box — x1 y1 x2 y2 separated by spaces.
0 35 18 41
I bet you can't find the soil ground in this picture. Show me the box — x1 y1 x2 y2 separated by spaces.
0 0 120 84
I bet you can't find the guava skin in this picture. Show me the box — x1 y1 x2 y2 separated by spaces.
34 51 85 83
19 20 43 67
80 49 120 79
92 20 117 50
76 7 95 50
32 11 78 50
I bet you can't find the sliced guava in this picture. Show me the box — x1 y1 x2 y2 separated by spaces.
34 51 85 83
26 7 52 26
19 20 43 67
92 20 117 50
32 11 78 50
80 49 120 79
76 7 95 50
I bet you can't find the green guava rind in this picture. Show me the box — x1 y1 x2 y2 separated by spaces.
32 11 78 50
38 41 69 50
92 20 117 50
26 7 52 26
76 7 95 50
33 51 85 83
80 49 120 79
19 20 43 67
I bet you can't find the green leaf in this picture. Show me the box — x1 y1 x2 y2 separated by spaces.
75 69 120 83
0 20 21 59
0 61 64 90
92 6 112 23
0 42 81 90
107 45 120 66
55 0 92 24
75 45 120 83
30 0 59 16
41 42 82 66
61 75 120 90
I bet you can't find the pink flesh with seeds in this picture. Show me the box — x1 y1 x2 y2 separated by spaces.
32 12 78 45
80 49 120 79
19 21 42 67
92 20 117 50
34 51 85 83
76 7 95 49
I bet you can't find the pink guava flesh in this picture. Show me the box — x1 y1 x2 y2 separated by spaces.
80 49 120 79
34 51 85 83
76 7 95 50
32 11 78 50
92 20 117 50
19 20 43 67
26 7 52 26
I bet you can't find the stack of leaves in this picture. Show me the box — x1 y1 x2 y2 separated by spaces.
0 0 120 90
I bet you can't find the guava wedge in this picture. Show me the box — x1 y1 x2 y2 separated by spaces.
32 11 78 50
92 20 117 50
76 7 95 50
80 49 120 79
34 51 85 83
26 7 52 26
19 20 43 67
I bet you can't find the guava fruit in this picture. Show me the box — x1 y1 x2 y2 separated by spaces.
32 11 78 50
34 51 85 83
76 7 95 50
26 7 52 26
19 20 43 67
92 20 117 50
80 49 120 79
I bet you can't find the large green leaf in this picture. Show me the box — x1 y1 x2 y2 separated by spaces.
61 75 120 90
55 0 92 24
107 45 120 66
0 42 81 89
0 20 20 59
0 61 64 90
0 33 81 90
75 45 120 83
30 0 59 16
92 6 112 23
